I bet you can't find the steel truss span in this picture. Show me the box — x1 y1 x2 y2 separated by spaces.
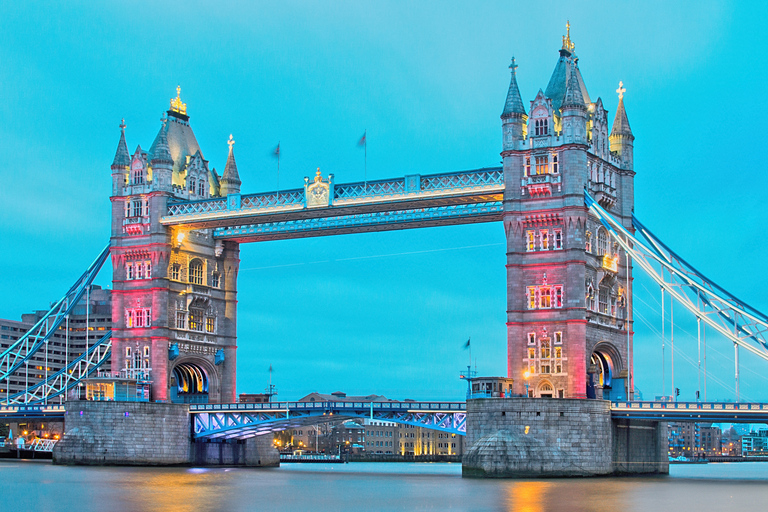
585 191 768 363
0 245 111 383
2 332 112 406
190 401 467 439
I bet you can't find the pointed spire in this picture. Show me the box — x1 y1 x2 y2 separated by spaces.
611 81 633 137
151 114 173 166
220 134 241 195
111 119 130 169
562 59 585 110
501 57 526 118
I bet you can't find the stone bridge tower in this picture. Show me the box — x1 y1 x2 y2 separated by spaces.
502 26 636 400
109 89 239 403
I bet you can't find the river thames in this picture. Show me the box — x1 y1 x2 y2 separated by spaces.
1 461 766 511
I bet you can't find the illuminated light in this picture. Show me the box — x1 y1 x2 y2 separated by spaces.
170 86 187 115
524 371 530 379
176 232 186 246
602 253 619 273
524 426 530 435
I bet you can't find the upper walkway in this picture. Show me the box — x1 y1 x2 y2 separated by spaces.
160 167 503 241
611 401 768 423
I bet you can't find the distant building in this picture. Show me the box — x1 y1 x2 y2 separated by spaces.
0 285 112 400
238 393 272 403
741 428 768 456
668 422 722 457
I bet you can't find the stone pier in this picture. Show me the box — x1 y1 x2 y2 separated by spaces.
462 398 668 478
53 401 278 467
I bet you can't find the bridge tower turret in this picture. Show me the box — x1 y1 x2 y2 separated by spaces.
503 25 635 401
109 88 239 404
501 57 528 151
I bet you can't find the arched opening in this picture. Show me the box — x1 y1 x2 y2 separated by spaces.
170 362 209 404
189 259 204 285
537 381 554 398
587 351 612 400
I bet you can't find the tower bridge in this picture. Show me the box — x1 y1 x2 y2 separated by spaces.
3 26 768 475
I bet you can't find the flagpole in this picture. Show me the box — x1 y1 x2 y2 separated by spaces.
277 142 280 202
364 129 367 192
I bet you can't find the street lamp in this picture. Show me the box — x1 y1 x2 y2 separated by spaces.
524 371 530 397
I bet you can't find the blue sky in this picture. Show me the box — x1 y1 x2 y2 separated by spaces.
1 1 767 402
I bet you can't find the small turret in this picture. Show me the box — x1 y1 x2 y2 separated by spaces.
151 115 174 190
219 134 241 196
609 81 634 170
111 120 130 195
560 59 588 144
501 57 528 150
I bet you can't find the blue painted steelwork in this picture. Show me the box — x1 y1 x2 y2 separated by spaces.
0 404 66 421
585 190 768 363
190 401 467 439
2 332 112 405
611 401 768 423
0 245 110 382
214 202 502 241
162 167 504 229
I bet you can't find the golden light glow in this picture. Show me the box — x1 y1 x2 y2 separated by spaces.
602 253 619 272
524 426 530 434
524 371 530 379
176 232 185 246
170 85 187 115
562 20 575 52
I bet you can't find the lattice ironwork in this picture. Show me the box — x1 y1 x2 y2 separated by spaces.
167 198 228 216
241 190 304 210
0 245 110 383
586 190 768 363
215 202 502 239
191 401 467 439
334 180 405 200
2 332 112 405
421 169 504 191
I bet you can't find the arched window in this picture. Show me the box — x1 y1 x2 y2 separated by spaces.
198 180 206 196
189 259 204 285
189 178 195 192
132 167 144 185
597 229 608 256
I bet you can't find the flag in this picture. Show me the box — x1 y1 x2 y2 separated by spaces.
269 364 273 372
357 131 366 147
463 338 471 349
273 143 280 157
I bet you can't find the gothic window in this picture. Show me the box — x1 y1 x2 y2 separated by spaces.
176 312 186 329
554 286 563 308
125 308 151 328
540 287 551 308
189 260 204 285
554 229 563 250
554 331 562 345
126 264 134 280
526 231 535 252
170 263 181 281
597 229 608 256
527 333 536 345
587 284 596 311
535 156 548 175
143 199 149 217
125 347 131 358
131 199 142 217
198 180 206 196
143 345 150 358
540 338 551 374
540 230 549 250
211 272 220 288
524 157 531 177
527 286 536 309
552 154 559 174
585 231 592 253
189 308 203 332
136 263 144 279
534 118 549 136
145 261 152 279
205 317 215 333
132 166 144 185
189 178 195 193
599 286 610 314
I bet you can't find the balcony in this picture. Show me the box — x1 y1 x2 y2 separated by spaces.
521 173 561 197
122 216 150 235
589 181 616 208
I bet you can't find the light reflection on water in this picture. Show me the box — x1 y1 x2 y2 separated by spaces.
1 461 767 512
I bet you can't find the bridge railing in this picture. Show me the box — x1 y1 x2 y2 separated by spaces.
611 401 768 412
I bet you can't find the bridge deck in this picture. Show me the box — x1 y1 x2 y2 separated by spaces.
611 401 768 423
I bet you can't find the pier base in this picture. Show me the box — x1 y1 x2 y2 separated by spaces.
462 398 668 478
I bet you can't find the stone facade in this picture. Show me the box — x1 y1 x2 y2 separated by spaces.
463 398 668 477
502 28 635 400
109 91 240 403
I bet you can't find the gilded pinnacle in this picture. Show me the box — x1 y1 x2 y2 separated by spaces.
170 85 187 115
616 81 626 100
562 20 575 52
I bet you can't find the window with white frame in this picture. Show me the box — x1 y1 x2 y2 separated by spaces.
554 331 562 345
526 231 535 252
189 308 203 332
132 166 143 185
131 199 142 217
554 229 563 250
170 263 181 281
526 284 563 309
535 155 548 175
175 311 186 329
599 286 610 314
525 333 566 376
189 178 195 192
126 264 134 280
540 338 551 374
189 260 204 285
528 332 536 346
125 308 151 328
197 180 205 196
126 261 151 280
540 230 549 250
211 272 220 288
585 231 592 253
534 118 549 136
205 317 215 333
587 284 596 311
597 229 608 256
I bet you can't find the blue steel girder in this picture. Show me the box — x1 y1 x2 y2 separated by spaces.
611 401 768 423
213 202 502 242
190 401 467 439
0 245 110 382
160 167 504 233
585 190 768 363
